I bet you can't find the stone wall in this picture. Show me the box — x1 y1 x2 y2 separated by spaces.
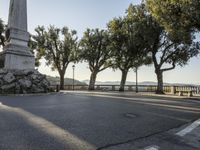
0 69 50 94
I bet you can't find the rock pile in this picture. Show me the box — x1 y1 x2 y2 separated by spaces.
0 69 50 94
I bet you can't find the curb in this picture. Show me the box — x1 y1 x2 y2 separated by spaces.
61 90 200 100
0 92 59 97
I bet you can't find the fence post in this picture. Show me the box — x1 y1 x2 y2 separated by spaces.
171 86 176 95
56 85 60 92
112 85 115 91
188 91 193 97
96 85 100 90
128 86 133 91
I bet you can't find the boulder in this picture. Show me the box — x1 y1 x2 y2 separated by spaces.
0 69 50 94
0 79 3 86
32 84 45 93
3 73 15 83
31 74 38 80
0 69 8 75
42 79 50 87
1 83 15 90
23 70 34 76
32 79 41 84
13 70 25 76
19 79 32 88
15 84 21 94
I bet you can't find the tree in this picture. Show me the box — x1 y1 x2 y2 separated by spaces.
28 35 40 67
151 32 199 94
128 3 200 94
108 17 130 92
108 16 152 92
0 19 5 47
32 26 79 90
79 29 112 90
146 0 200 43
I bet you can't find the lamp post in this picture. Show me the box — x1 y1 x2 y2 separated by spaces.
72 65 75 91
135 67 138 93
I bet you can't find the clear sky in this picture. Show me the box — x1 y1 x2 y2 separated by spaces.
0 0 199 84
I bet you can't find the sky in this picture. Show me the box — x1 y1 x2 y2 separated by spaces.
0 0 199 84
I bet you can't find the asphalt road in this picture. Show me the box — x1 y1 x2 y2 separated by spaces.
0 92 200 150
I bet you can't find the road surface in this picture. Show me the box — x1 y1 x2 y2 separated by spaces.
0 92 200 150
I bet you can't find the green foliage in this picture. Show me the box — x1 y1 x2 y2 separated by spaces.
33 25 78 72
108 5 152 73
79 28 113 90
79 28 112 72
127 3 199 71
28 35 40 67
108 4 153 91
146 0 200 43
32 25 79 89
128 3 200 93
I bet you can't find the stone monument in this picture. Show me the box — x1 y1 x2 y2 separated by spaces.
0 0 50 94
4 0 35 70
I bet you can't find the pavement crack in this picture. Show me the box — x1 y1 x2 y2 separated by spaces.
96 123 186 150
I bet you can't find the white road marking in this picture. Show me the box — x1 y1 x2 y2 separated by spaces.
144 145 160 150
0 102 2 105
176 118 200 137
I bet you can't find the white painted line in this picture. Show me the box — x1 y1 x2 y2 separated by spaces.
0 102 2 105
144 145 160 150
176 118 200 137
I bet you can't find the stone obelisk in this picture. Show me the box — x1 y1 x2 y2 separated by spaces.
0 0 50 94
3 0 35 70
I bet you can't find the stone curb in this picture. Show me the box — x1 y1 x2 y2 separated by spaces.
0 92 58 97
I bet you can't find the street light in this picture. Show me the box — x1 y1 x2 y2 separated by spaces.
135 67 138 93
72 65 75 91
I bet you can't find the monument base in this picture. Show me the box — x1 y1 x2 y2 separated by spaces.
0 69 51 94
3 44 35 70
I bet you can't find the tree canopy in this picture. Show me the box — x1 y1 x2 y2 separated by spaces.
108 13 152 91
146 0 200 43
128 3 200 94
32 25 79 89
79 28 112 90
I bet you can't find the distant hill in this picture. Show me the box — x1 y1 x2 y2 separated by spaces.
82 80 197 86
82 80 159 85
47 76 87 85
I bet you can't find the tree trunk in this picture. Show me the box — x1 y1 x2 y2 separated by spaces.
119 70 128 92
155 70 164 94
88 71 97 90
59 72 65 90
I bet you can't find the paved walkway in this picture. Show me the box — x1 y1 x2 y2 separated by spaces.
62 90 200 101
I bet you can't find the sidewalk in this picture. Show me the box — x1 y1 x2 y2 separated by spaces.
62 90 200 101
